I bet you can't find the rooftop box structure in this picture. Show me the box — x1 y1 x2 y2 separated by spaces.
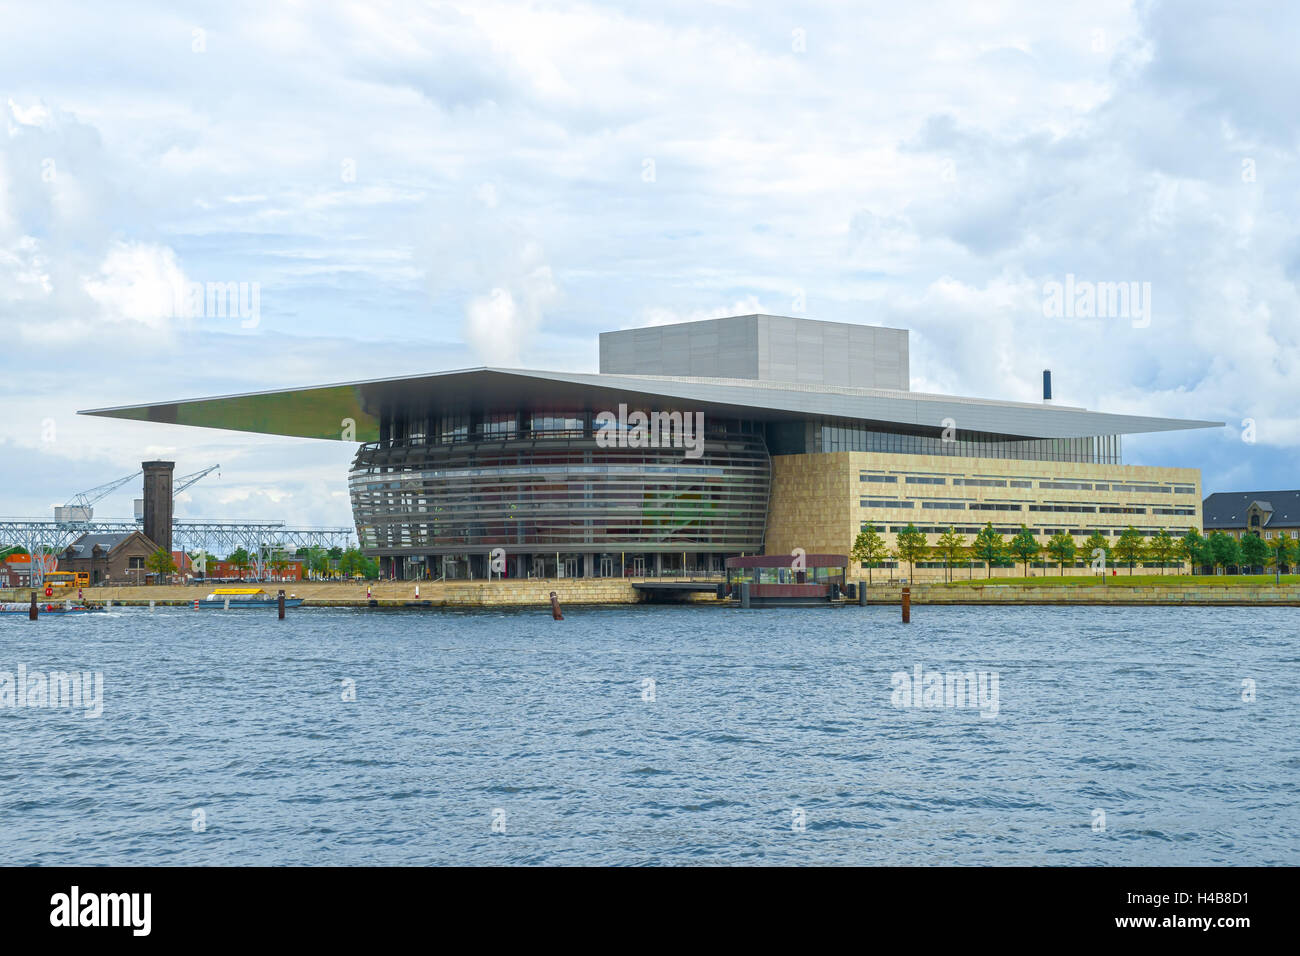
599 314 909 390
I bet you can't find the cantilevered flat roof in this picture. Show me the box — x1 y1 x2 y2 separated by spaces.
79 366 1223 443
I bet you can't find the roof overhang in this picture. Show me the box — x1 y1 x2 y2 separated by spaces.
79 367 1224 443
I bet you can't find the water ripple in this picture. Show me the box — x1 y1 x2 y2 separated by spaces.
1 604 1296 865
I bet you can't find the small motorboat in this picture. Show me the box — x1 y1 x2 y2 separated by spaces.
0 602 105 615
195 587 304 609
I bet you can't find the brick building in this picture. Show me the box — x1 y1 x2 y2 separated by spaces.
58 531 163 585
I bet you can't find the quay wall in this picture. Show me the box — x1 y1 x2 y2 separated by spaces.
4 582 1297 608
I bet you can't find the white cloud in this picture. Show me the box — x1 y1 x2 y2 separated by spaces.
82 239 188 329
463 260 558 365
638 296 770 329
0 236 53 300
7 98 51 128
1 0 1297 521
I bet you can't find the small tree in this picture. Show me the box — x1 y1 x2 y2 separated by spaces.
228 547 250 577
339 546 376 579
932 528 967 583
1209 531 1242 574
145 548 177 579
1239 532 1269 573
1113 526 1146 575
1180 528 1211 574
850 524 890 585
1268 535 1293 582
893 523 928 582
1008 525 1041 577
1082 531 1110 575
270 548 292 578
303 546 329 579
1146 528 1177 575
1045 532 1076 576
970 523 1006 579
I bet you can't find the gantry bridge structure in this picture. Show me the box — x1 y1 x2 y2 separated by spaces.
0 517 355 585
2 464 355 585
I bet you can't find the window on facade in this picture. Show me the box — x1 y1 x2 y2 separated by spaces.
481 413 518 439
436 412 470 444
529 413 584 436
806 421 1119 464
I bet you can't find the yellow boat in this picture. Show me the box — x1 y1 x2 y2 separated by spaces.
199 587 303 609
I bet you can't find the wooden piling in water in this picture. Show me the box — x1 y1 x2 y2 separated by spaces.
278 589 286 620
29 591 37 621
549 591 563 620
902 586 911 623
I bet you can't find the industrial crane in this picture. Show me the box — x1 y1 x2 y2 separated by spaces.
132 464 221 521
53 463 221 538
55 471 142 522
173 464 220 500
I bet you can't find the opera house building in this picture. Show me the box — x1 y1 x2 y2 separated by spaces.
83 314 1219 581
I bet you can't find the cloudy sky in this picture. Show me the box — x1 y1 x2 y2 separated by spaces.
1 0 1295 528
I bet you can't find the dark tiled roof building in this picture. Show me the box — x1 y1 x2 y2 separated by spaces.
1202 491 1300 539
59 530 162 585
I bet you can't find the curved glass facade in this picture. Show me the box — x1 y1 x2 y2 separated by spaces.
349 433 771 571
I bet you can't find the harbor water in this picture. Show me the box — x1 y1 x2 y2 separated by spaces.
1 604 1296 865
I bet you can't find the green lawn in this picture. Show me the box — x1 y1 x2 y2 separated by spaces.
929 574 1300 588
